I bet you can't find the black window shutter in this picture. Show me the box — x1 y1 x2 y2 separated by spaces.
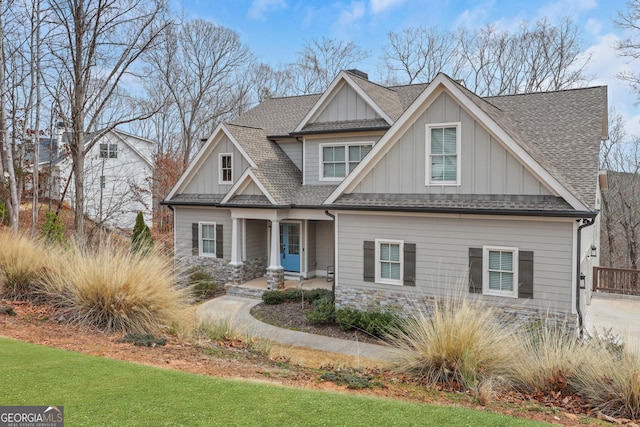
403 243 416 286
192 223 199 256
469 247 483 293
518 251 534 299
216 224 224 259
363 240 375 282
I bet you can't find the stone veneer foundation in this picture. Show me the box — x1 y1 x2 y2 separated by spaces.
266 268 285 290
335 286 577 332
181 256 267 286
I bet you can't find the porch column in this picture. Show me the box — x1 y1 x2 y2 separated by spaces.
267 219 284 290
229 217 243 267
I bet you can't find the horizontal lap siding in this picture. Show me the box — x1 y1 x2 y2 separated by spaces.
337 213 574 313
174 207 232 258
245 219 267 260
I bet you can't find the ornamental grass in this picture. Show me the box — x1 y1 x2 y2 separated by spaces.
43 242 189 334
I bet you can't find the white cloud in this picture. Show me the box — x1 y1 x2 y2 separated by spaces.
370 0 405 14
248 0 287 21
454 1 494 29
333 1 366 34
535 0 597 20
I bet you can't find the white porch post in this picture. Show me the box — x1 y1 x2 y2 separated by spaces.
230 217 243 267
267 219 284 289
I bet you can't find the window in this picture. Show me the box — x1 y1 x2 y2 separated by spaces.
321 143 372 180
375 239 404 285
482 246 518 298
99 143 117 159
199 222 217 257
426 123 460 185
219 153 233 184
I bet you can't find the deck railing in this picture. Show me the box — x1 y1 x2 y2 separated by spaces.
592 266 640 296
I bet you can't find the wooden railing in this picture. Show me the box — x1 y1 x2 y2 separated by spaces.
593 266 640 296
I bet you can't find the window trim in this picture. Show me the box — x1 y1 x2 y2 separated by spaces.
198 221 217 258
482 245 518 298
375 238 404 286
219 153 233 185
425 122 461 186
319 142 373 182
99 143 118 159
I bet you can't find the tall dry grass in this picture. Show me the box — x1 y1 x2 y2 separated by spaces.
387 297 516 390
42 243 189 334
0 232 58 300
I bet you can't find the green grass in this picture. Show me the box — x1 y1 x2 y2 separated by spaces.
0 337 549 426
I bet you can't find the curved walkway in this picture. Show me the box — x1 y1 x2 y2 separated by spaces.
195 295 396 364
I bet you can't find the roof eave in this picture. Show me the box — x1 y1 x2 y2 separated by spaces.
289 126 390 136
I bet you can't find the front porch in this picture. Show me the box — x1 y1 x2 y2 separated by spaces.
226 276 333 299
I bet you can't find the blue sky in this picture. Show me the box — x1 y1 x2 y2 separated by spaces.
173 0 640 135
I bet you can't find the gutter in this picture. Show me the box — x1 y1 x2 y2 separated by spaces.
289 126 390 136
576 213 598 336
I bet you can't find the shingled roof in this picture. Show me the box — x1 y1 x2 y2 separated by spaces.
168 71 606 213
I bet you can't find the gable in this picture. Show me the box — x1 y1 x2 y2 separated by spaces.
182 134 251 194
315 83 382 123
351 91 552 196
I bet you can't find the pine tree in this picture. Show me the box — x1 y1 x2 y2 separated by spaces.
131 212 153 254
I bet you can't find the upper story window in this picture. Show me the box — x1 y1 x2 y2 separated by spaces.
99 143 117 159
426 123 460 185
219 153 233 184
320 143 372 181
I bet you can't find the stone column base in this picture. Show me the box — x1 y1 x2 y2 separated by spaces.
266 268 285 290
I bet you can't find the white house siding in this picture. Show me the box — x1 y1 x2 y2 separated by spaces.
276 140 302 171
335 212 575 316
174 206 232 259
304 134 383 185
316 83 380 122
352 91 553 196
238 181 263 196
183 135 250 194
62 132 153 229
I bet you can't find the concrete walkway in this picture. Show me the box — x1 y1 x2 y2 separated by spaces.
585 293 640 346
195 295 396 364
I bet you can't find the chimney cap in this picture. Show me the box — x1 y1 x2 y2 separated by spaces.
346 69 368 80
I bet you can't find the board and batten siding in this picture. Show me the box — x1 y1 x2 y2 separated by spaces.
336 212 574 313
316 83 381 123
352 91 552 196
174 207 232 259
304 135 382 185
183 135 250 194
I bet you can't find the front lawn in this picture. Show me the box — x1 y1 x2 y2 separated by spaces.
0 337 548 426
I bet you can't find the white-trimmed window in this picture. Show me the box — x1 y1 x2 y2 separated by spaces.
426 123 460 185
199 222 217 257
375 239 404 285
482 246 518 298
320 143 372 180
219 153 233 184
99 143 117 159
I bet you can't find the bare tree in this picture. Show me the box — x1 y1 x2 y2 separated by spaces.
44 0 169 240
291 37 369 94
381 26 461 85
615 0 640 97
145 18 252 167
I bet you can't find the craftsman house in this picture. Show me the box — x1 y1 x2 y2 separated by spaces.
164 70 607 327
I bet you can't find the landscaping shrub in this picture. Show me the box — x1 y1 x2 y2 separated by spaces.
42 242 188 334
188 269 217 300
335 307 401 338
41 211 64 243
262 287 332 305
305 295 335 324
320 368 383 389
131 212 153 254
386 297 515 391
0 232 54 300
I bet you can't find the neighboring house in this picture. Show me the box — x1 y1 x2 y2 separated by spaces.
29 127 154 229
164 70 607 329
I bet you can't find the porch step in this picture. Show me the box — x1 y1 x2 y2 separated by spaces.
225 285 265 300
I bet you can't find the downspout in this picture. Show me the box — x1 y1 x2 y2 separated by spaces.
325 210 336 302
576 214 597 336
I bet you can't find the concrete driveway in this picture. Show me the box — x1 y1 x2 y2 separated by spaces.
585 293 640 346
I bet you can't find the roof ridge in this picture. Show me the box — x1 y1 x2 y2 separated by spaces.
225 122 265 131
485 85 607 100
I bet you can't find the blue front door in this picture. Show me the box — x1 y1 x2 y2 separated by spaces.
280 223 300 272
